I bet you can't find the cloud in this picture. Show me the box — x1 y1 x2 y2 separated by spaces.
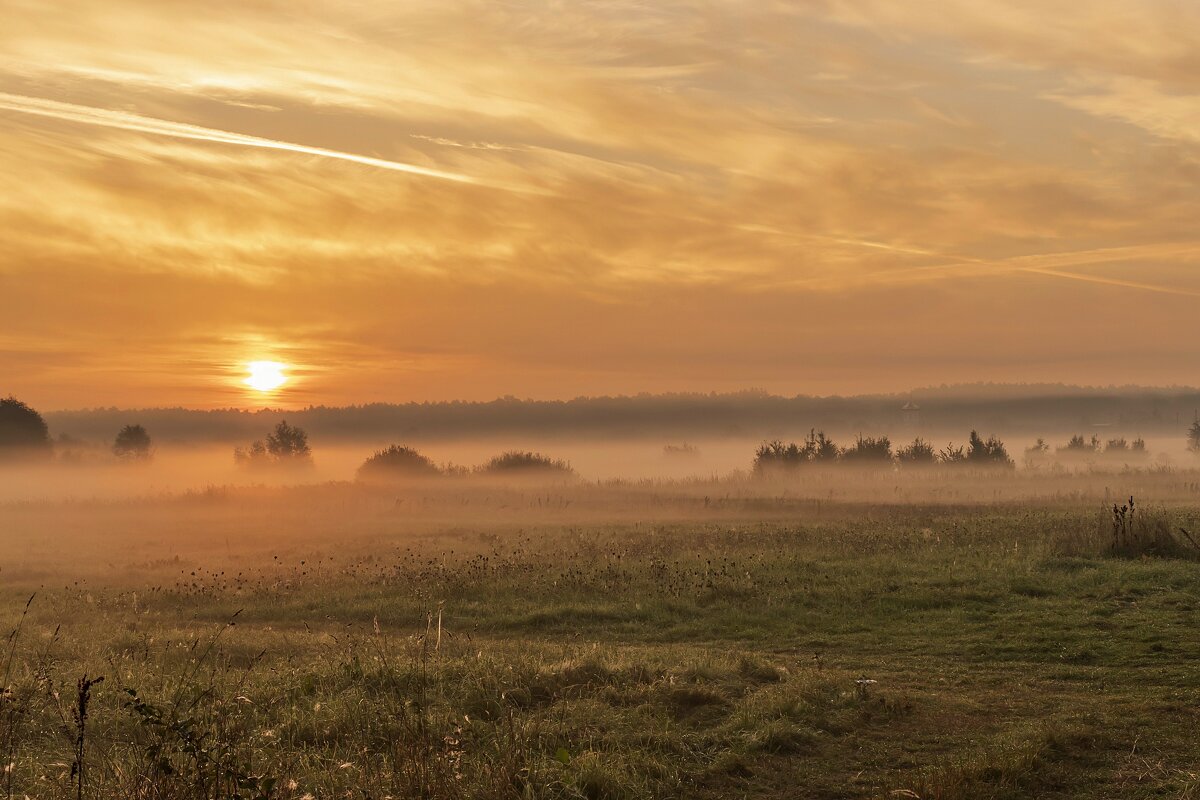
0 91 505 188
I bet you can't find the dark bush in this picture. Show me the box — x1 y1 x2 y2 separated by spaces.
896 438 936 464
841 435 892 463
478 451 573 475
357 445 440 481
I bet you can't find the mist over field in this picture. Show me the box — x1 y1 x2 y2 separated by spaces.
5 0 1200 794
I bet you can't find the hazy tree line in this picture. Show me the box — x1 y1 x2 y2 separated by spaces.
753 430 1015 473
39 386 1200 444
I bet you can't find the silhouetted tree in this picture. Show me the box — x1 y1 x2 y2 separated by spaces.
234 420 311 468
1188 420 1200 453
266 420 310 461
113 424 152 460
966 430 1013 467
0 396 51 458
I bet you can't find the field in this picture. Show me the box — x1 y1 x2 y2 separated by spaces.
1 469 1199 799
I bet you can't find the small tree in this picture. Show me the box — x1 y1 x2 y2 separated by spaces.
939 443 967 464
967 430 1013 467
266 420 310 461
234 420 312 468
0 396 51 457
1188 420 1200 453
807 429 839 462
113 424 152 460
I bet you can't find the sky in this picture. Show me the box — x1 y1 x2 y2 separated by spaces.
2 0 1199 409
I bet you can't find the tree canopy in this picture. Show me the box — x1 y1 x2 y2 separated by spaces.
0 396 51 457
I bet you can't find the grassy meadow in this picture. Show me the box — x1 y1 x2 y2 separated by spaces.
0 469 1199 799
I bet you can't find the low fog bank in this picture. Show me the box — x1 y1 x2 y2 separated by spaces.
4 465 1200 591
3 431 1199 504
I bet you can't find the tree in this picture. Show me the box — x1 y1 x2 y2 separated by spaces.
266 420 310 461
1188 420 1200 453
0 396 51 458
113 424 152 460
234 420 311 468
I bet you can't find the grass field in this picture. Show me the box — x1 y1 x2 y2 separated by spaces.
1 471 1199 799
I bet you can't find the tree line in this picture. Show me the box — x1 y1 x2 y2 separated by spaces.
753 430 1015 473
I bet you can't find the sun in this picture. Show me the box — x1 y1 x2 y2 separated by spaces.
244 361 288 392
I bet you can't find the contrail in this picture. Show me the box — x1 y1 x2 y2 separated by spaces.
0 91 515 190
1018 267 1200 298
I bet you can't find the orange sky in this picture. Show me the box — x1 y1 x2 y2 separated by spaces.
2 1 1199 409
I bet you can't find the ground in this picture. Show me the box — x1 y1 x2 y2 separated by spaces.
0 473 1198 798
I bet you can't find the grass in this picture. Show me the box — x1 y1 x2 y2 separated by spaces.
0 477 1198 798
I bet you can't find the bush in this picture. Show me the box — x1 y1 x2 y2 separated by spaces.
478 451 573 476
357 445 440 481
753 440 808 474
0 396 51 458
113 424 152 460
841 435 892 463
896 438 936 465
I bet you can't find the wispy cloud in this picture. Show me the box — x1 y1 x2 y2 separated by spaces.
0 91 506 189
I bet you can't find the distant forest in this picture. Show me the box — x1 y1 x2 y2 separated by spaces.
42 384 1200 445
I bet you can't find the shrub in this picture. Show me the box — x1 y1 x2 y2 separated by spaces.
478 451 573 476
357 445 440 481
896 438 936 465
0 396 51 458
753 440 808 474
841 435 892 463
113 424 152 460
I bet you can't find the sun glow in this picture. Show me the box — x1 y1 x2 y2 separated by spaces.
244 361 288 392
